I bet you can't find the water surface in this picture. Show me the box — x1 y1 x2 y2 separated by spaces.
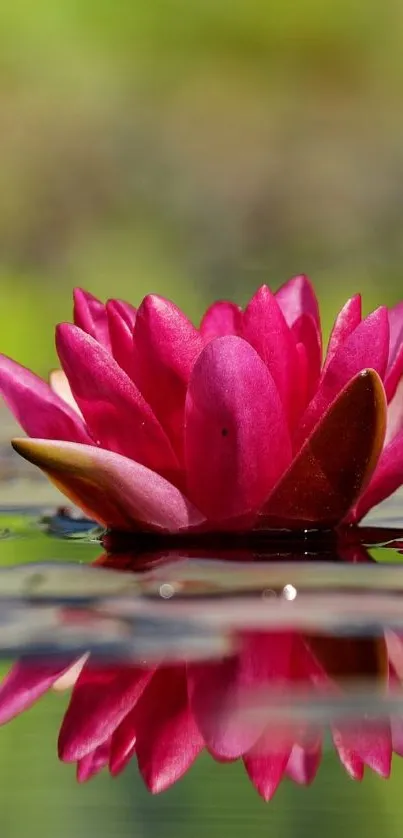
1 494 403 838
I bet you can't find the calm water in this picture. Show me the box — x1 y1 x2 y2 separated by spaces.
2 495 403 838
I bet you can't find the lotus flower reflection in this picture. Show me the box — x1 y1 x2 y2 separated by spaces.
0 548 402 799
1 277 403 531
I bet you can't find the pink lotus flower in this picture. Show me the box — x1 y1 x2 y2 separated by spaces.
1 276 403 532
0 547 401 799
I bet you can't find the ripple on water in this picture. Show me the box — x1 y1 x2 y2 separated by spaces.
0 492 402 725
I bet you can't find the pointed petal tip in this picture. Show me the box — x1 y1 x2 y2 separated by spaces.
76 764 90 784
11 439 204 533
0 354 91 444
142 771 176 795
55 322 89 363
323 294 362 372
200 299 243 340
72 289 111 348
244 755 286 802
11 437 91 469
59 738 89 764
55 320 81 343
109 749 134 778
0 661 74 725
136 293 174 316
73 287 103 305
12 436 39 458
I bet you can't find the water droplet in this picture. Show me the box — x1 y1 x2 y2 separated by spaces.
159 583 175 599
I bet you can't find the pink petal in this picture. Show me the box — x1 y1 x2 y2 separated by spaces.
185 336 292 520
333 723 392 778
294 342 309 415
296 307 390 446
188 659 255 760
0 659 74 724
242 286 299 427
56 324 179 476
331 729 364 780
385 344 403 402
111 668 204 787
391 717 403 757
389 662 403 757
77 740 111 783
106 299 137 378
12 439 205 532
350 423 403 522
134 667 204 793
109 298 137 328
387 634 403 689
132 295 203 456
242 639 321 798
388 302 403 364
200 301 243 340
291 313 322 403
59 665 154 762
389 664 403 758
323 294 362 373
188 632 294 760
243 739 291 801
73 288 111 348
109 712 137 776
286 741 322 785
0 354 92 443
261 369 387 528
275 274 320 329
385 377 403 445
385 303 403 400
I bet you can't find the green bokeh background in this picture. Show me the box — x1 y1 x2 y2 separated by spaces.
1 2 403 836
1 1 403 373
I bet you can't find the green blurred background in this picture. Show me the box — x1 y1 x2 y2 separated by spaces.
1 1 403 835
1 0 403 374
